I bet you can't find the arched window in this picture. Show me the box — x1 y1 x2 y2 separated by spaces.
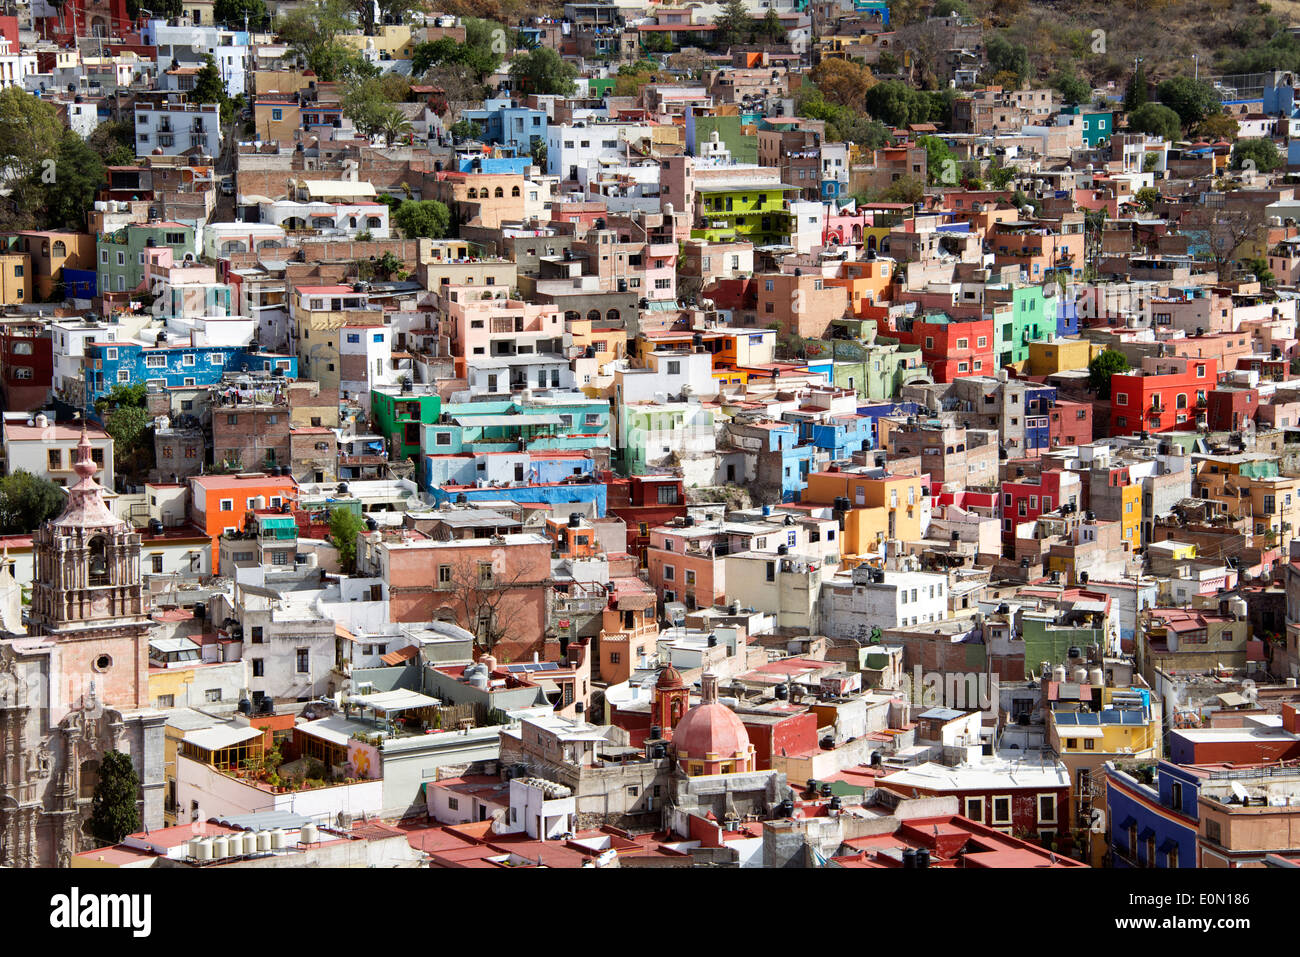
349 216 358 228
88 537 109 587
511 185 521 197
606 308 620 323
466 187 477 199
494 187 504 198
565 311 581 323
52 240 66 258
587 309 601 322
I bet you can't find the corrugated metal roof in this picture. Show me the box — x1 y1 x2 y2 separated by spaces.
210 810 312 831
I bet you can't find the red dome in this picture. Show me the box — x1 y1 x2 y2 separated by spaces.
673 702 751 762
656 664 686 690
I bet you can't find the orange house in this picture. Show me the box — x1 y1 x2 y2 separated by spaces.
825 258 896 316
188 473 299 573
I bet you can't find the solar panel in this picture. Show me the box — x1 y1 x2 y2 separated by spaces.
1077 712 1101 725
1055 712 1078 726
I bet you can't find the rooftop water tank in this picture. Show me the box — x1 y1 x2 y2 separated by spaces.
211 836 229 859
300 822 318 844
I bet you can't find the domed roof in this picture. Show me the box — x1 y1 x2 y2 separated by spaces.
656 664 685 690
673 673 750 763
673 702 751 761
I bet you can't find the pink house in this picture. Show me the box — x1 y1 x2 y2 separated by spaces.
445 296 565 362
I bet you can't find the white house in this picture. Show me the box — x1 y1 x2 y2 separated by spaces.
135 101 222 159
2 414 114 490
546 121 652 180
819 566 950 639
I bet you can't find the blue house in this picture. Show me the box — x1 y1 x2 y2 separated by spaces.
459 98 548 155
856 401 924 448
790 414 874 462
1056 297 1079 337
429 480 606 515
84 342 297 405
1025 387 1057 455
423 450 595 495
1105 760 1200 868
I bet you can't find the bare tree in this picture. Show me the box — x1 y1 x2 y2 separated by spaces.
434 551 547 658
1190 200 1265 282
893 19 948 89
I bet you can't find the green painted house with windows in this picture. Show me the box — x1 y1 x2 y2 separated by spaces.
1061 105 1113 148
97 222 196 296
692 183 798 246
805 328 928 401
371 385 442 463
990 284 1053 369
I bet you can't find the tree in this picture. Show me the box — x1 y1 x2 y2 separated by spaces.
40 131 105 232
1196 113 1240 141
277 0 356 76
394 199 450 238
329 506 367 573
809 58 876 110
880 175 925 204
864 79 929 127
89 751 140 846
712 0 754 49
1123 62 1149 113
1156 77 1222 130
918 135 956 186
449 119 482 142
1133 186 1161 212
508 47 577 97
0 471 65 534
1194 203 1265 281
757 7 784 44
0 87 65 230
214 0 268 28
1088 349 1130 399
88 120 136 166
985 33 1030 87
191 54 229 122
380 110 413 147
1243 256 1276 286
529 136 547 169
1126 102 1181 142
95 384 151 479
436 553 543 656
1052 70 1091 107
1232 138 1282 173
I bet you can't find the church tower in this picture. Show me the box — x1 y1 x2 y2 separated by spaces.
30 427 150 717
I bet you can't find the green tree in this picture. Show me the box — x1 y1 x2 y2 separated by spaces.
985 33 1030 86
757 7 784 44
864 79 929 127
192 55 227 106
88 120 136 166
95 384 151 479
0 87 65 230
214 0 268 28
1232 138 1283 173
329 506 367 573
40 130 105 232
1088 348 1131 399
277 0 355 76
880 174 925 204
918 135 956 186
1155 77 1222 129
450 119 482 142
529 137 547 169
1123 62 1149 113
1133 186 1161 211
713 0 754 48
1243 256 1276 286
1126 102 1181 142
0 470 65 535
1052 70 1091 107
89 750 141 846
393 199 450 238
509 47 577 96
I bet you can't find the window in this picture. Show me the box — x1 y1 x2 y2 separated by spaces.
220 499 233 512
151 555 164 573
447 797 459 811
251 626 264 643
1170 781 1183 810
205 689 222 703
296 648 309 674
252 658 264 677
964 796 985 821
989 796 1013 825
1038 794 1056 824
663 565 674 581
1084 737 1095 750
156 694 175 708
609 652 621 665
48 449 62 471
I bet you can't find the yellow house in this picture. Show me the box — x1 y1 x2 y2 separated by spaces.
0 252 32 305
337 25 418 62
806 470 925 557
1027 338 1099 376
1119 483 1142 549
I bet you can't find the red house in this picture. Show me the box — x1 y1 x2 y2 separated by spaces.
1108 356 1217 436
889 314 994 382
1205 386 1259 433
0 326 53 413
601 471 686 567
1048 398 1093 448
1000 469 1083 542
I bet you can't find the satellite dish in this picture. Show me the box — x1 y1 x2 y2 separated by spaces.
1231 781 1251 804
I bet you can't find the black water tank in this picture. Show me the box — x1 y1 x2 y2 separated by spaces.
568 512 581 527
829 795 843 811
774 683 789 700
707 633 717 648
777 544 789 555
650 725 662 739
916 848 931 869
1068 646 1082 660
237 696 252 715
902 848 917 869
193 601 205 620
820 783 833 798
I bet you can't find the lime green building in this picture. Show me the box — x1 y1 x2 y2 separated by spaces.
692 183 798 246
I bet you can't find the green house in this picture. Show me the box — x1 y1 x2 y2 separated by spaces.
97 222 195 296
692 184 798 246
371 387 442 462
1062 105 1113 148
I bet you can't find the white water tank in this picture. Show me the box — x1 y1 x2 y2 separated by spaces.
1073 667 1088 683
300 822 318 844
270 828 286 850
191 837 210 860
1052 665 1067 683
256 831 272 852
1089 667 1105 687
242 832 258 855
211 836 229 858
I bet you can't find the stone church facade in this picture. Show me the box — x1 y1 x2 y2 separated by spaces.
0 428 165 867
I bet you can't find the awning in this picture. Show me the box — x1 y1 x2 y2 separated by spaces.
380 645 419 666
352 689 440 712
1118 815 1136 831
184 725 264 752
1138 827 1156 842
